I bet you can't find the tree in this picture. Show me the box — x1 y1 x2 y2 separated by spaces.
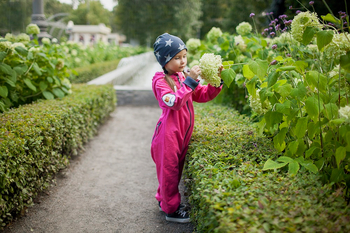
66 0 111 26
114 0 202 46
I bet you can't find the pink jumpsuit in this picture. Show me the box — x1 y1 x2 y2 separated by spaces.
151 71 222 214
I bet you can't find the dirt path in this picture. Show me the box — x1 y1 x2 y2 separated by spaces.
3 106 194 233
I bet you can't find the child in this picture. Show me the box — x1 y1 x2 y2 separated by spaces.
151 33 223 223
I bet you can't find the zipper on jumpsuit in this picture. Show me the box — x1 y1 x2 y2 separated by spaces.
177 75 192 152
152 121 162 142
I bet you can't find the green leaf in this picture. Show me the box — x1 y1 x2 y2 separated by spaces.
248 59 268 81
264 110 283 130
4 77 16 87
330 168 344 183
0 86 8 98
340 52 350 73
305 71 327 92
52 88 65 98
246 76 258 96
305 96 322 121
273 127 288 152
321 13 341 24
0 63 16 78
14 46 28 57
267 71 279 87
300 161 318 174
288 161 300 175
39 81 48 91
32 62 42 76
13 64 28 76
294 117 308 138
221 68 235 87
291 82 307 100
277 156 294 163
23 78 37 91
302 26 318 45
317 30 334 51
0 51 7 61
323 103 338 120
262 159 287 170
335 146 346 168
275 83 292 98
276 66 296 72
42 91 54 100
275 100 291 114
305 146 318 158
243 64 255 80
288 140 299 155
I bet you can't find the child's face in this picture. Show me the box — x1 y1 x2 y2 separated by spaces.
164 49 187 75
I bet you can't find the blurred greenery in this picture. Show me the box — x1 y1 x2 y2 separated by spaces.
0 0 348 44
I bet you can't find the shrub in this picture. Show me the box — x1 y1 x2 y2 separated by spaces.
185 103 350 232
0 84 116 228
70 59 121 83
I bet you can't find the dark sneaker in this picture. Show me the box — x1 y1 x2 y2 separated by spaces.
158 202 186 212
165 207 190 223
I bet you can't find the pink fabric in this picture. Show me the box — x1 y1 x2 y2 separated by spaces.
151 71 222 214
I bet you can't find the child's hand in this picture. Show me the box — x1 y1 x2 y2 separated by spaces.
185 65 201 80
218 65 224 78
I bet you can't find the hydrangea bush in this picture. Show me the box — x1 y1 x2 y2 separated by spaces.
185 1 350 200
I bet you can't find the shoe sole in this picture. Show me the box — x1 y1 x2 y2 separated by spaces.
165 216 190 223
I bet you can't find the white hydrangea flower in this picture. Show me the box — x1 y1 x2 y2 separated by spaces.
199 53 222 87
5 33 16 42
291 11 322 43
323 33 350 62
51 38 58 43
29 47 40 54
207 27 223 42
249 89 271 115
236 22 253 36
56 58 65 70
11 42 26 49
186 38 201 53
271 32 299 45
339 105 350 122
329 65 340 77
16 33 30 44
234 35 247 52
0 41 12 51
41 37 51 45
26 24 40 35
71 49 78 56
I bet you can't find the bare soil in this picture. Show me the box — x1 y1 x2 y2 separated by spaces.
2 106 194 233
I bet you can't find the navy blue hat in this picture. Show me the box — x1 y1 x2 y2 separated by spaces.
153 33 187 68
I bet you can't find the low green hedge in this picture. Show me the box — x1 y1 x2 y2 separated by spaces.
70 59 121 83
0 84 116 228
185 103 350 233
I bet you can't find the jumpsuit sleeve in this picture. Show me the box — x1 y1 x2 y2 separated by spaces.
192 82 223 103
155 77 198 111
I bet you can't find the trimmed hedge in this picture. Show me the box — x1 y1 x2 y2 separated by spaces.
0 84 116 228
185 103 350 233
70 59 121 83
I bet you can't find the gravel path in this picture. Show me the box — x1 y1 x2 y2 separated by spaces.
3 106 194 233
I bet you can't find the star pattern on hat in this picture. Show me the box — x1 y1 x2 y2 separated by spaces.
164 54 172 63
155 51 160 60
178 43 185 50
155 38 161 44
165 39 173 47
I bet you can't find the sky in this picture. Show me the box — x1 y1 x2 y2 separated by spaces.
58 0 117 11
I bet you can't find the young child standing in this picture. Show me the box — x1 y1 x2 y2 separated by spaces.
151 33 223 223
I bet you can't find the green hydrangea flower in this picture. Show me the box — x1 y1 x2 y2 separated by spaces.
207 27 223 42
291 11 322 43
199 53 222 87
186 38 201 53
271 32 299 46
236 22 252 36
56 58 65 70
26 24 40 35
